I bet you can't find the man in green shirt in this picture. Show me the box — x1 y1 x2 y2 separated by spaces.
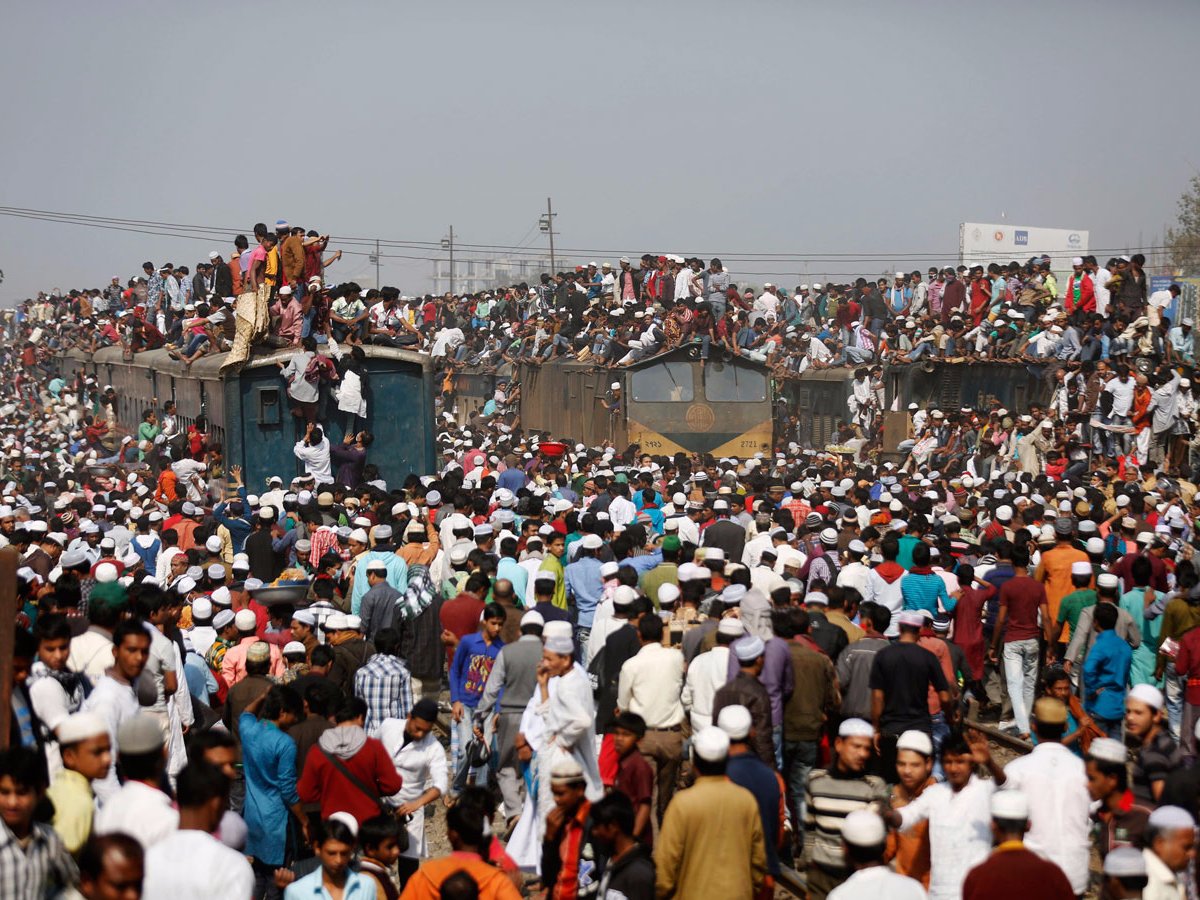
539 531 568 609
640 535 680 611
136 410 161 462
1053 561 1096 646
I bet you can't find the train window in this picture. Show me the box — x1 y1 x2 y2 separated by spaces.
704 363 766 403
255 386 282 426
630 362 693 403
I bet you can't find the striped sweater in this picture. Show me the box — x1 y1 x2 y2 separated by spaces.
804 767 890 872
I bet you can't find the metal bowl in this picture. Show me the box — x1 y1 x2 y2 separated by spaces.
248 583 310 606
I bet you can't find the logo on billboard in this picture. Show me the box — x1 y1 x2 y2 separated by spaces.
993 231 1004 242
1014 230 1028 246
1068 233 1082 246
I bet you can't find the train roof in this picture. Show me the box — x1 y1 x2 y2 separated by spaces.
63 343 432 380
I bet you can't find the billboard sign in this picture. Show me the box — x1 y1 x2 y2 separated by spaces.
959 222 1089 279
1150 274 1200 328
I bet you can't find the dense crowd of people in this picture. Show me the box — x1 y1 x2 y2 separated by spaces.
3 225 1200 900
17 224 1200 476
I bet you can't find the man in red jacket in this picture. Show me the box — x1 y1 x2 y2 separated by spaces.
940 270 966 325
1064 258 1095 318
962 790 1074 900
298 696 402 825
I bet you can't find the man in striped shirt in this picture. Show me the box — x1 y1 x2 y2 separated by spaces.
0 747 77 900
804 718 889 900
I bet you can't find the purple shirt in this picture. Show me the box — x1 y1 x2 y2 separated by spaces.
726 635 795 725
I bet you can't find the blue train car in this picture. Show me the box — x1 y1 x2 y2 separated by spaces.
58 344 436 490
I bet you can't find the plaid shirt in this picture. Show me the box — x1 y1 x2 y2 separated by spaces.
354 653 413 737
0 820 77 900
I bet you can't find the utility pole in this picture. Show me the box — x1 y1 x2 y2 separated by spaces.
371 239 380 289
540 198 557 272
441 226 455 295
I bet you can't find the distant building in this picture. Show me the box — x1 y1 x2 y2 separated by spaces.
431 255 555 295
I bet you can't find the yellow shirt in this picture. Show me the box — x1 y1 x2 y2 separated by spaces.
655 774 766 899
539 554 567 609
47 768 94 855
826 610 865 644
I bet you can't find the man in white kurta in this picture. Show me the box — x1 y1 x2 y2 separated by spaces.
1001 700 1091 896
892 730 1004 900
378 704 448 858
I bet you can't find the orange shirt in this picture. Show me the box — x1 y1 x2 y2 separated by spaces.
1036 544 1089 627
399 852 522 900
229 258 243 296
1132 386 1152 432
887 777 935 887
174 518 200 553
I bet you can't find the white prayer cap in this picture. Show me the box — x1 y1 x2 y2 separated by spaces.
732 635 765 662
721 584 747 605
895 730 933 756
1127 683 1164 711
1070 561 1091 577
657 583 680 606
840 809 887 847
550 757 586 784
991 790 1029 821
57 712 107 745
1148 805 1195 831
544 634 574 655
324 613 351 631
1088 737 1127 765
1103 846 1146 878
717 617 746 637
613 586 638 608
716 705 752 741
691 726 730 763
327 811 358 837
520 610 544 628
838 718 874 739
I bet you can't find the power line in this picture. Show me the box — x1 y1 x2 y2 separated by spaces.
0 205 1161 274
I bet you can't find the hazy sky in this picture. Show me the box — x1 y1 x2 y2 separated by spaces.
1 0 1197 302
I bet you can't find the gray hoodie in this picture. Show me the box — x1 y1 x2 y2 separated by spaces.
318 724 367 759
